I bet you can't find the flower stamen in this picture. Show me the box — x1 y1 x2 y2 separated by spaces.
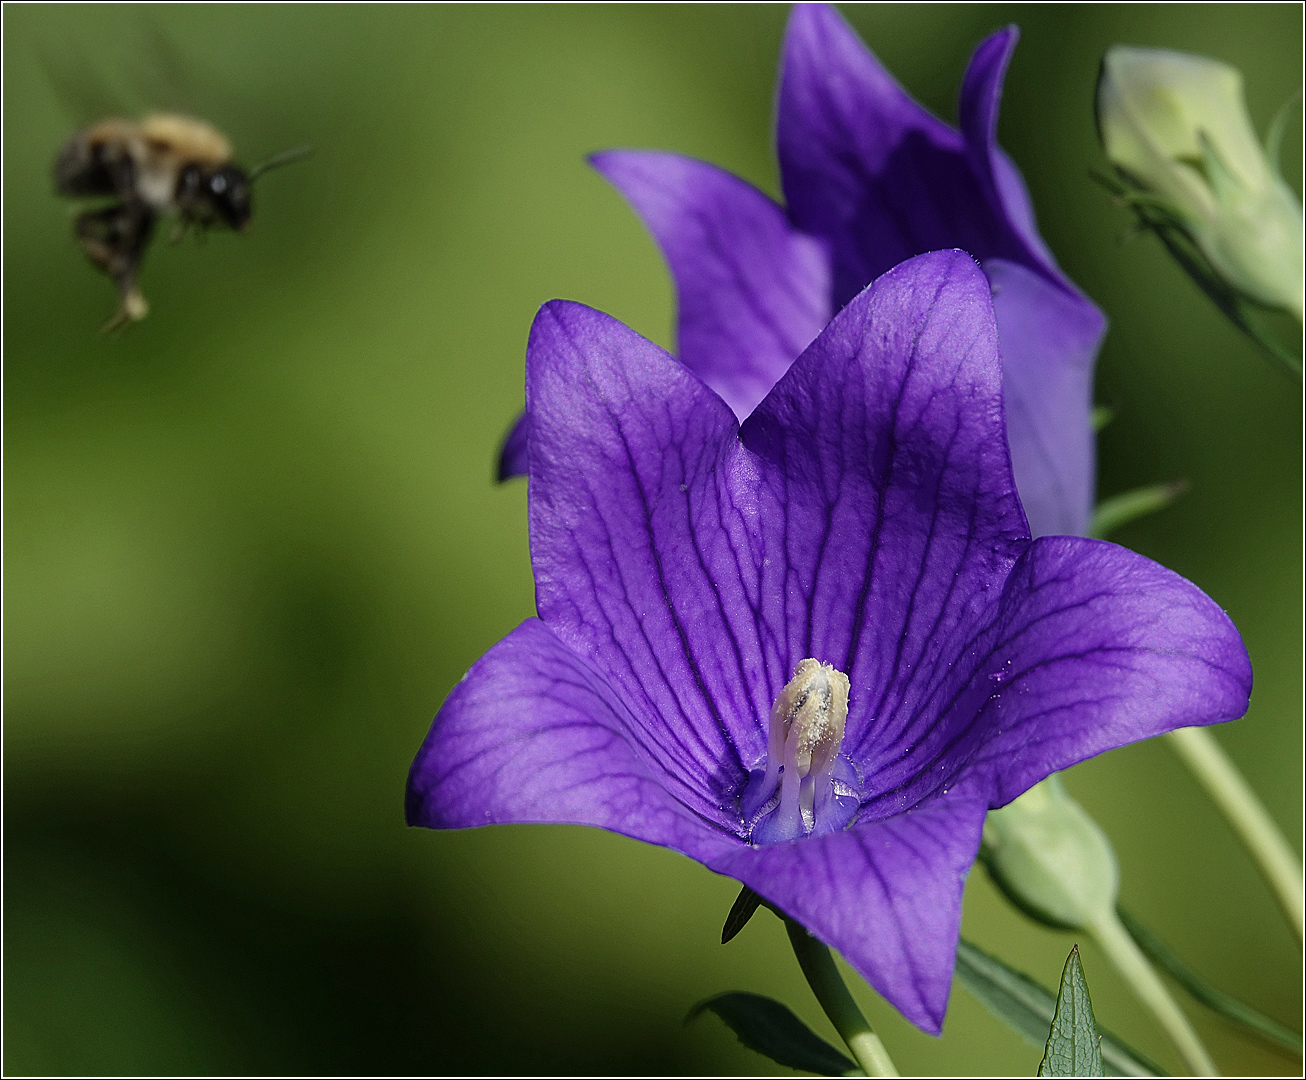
743 659 861 844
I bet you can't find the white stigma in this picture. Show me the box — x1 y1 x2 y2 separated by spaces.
747 659 851 837
769 658 849 782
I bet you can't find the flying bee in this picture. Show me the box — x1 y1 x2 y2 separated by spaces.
53 112 308 330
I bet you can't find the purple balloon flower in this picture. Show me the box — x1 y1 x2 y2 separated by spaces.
500 4 1106 541
411 251 1249 1033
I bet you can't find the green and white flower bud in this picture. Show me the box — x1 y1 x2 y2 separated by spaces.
1098 46 1303 320
985 777 1221 1075
981 775 1119 932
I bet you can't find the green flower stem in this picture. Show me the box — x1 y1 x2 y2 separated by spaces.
785 920 899 1077
1167 726 1304 941
1088 908 1219 1076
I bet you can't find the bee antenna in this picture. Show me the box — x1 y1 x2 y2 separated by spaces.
248 145 313 182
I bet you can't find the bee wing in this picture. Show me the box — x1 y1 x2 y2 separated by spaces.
39 15 231 128
127 14 203 119
37 37 135 127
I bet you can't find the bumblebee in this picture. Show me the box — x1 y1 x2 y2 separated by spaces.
53 112 304 330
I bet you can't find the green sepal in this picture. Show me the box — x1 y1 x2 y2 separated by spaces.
1039 945 1105 1077
721 885 763 944
1092 167 1304 378
956 938 1166 1077
687 991 860 1076
1119 907 1303 1056
1089 481 1188 539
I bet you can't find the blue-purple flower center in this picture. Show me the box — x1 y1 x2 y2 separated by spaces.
741 659 862 844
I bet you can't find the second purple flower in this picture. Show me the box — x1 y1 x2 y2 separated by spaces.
501 4 1106 542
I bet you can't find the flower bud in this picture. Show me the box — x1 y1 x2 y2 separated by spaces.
1098 46 1303 320
980 775 1119 932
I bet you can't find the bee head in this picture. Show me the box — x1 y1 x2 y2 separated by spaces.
206 165 252 230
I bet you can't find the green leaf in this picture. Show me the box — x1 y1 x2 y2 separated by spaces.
1089 481 1187 539
1091 405 1116 434
956 939 1165 1077
1039 945 1104 1076
687 992 860 1076
1119 907 1303 1056
721 885 762 944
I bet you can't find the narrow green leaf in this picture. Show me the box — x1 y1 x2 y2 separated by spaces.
687 992 859 1076
1089 481 1188 539
1091 405 1116 434
956 938 1165 1077
1039 945 1104 1076
721 884 762 944
1119 907 1303 1056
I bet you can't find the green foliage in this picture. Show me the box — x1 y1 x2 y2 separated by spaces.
1038 946 1104 1077
720 885 763 944
688 992 858 1076
956 939 1164 1077
1089 481 1188 538
1119 908 1303 1056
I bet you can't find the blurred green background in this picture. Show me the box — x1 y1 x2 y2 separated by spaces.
3 4 1300 1075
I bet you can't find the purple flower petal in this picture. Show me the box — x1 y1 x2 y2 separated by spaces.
512 5 1108 543
525 250 1031 815
497 412 530 482
956 26 1061 279
591 150 832 421
711 794 988 1035
741 251 1029 807
986 259 1105 538
525 296 768 816
406 617 739 863
777 4 1027 308
774 4 1106 539
958 536 1253 807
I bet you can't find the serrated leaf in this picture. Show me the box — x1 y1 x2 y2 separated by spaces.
956 938 1164 1077
1119 907 1302 1056
688 991 859 1076
1089 481 1187 539
1039 946 1104 1077
721 884 763 944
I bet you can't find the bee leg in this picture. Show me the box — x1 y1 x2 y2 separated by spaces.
73 202 157 329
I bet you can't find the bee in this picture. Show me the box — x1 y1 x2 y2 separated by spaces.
53 112 307 330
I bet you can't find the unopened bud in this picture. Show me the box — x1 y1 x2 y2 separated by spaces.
981 775 1119 931
1098 46 1302 320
